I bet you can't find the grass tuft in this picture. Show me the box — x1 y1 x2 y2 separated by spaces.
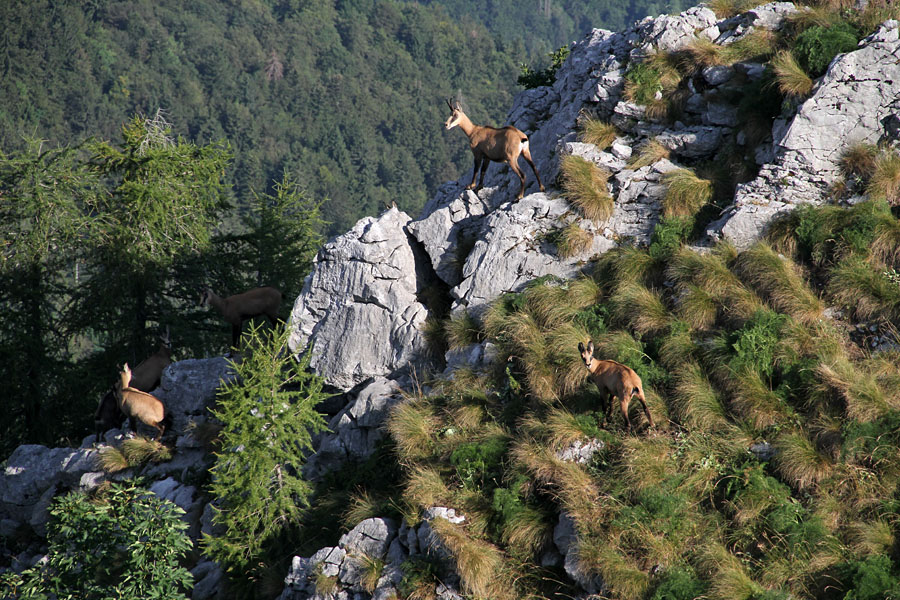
661 168 714 218
867 148 900 205
554 222 594 258
387 399 438 461
429 518 510 600
627 139 671 169
121 436 171 465
735 242 823 323
97 445 129 473
559 155 614 223
445 311 481 350
771 50 814 98
579 116 618 149
840 142 878 181
774 430 834 489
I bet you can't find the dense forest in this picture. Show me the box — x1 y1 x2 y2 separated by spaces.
0 0 683 236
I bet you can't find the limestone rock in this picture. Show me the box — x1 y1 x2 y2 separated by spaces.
288 207 430 391
304 377 403 480
451 193 613 315
710 20 900 248
154 357 234 437
407 184 507 288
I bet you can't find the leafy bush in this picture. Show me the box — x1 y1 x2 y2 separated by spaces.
10 482 192 599
518 46 570 89
450 435 508 488
624 62 663 105
839 555 900 600
650 216 695 260
792 200 893 264
794 22 859 77
726 309 788 379
650 565 708 600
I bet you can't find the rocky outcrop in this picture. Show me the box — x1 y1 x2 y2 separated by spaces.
709 20 900 248
288 207 431 390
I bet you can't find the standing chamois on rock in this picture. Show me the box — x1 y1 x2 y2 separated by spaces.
94 328 173 442
444 98 545 200
116 363 167 440
578 341 654 432
200 286 282 348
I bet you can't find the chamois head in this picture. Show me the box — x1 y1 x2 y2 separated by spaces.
444 98 464 130
578 341 595 368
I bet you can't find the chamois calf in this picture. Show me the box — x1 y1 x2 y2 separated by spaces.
444 99 545 200
200 286 282 348
116 363 167 440
578 341 654 432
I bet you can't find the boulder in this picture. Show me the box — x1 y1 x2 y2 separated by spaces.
288 207 430 391
155 357 234 437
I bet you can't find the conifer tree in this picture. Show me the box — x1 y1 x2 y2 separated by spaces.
205 323 328 570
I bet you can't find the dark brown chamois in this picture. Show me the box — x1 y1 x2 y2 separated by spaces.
579 340 654 432
200 286 282 348
444 99 544 200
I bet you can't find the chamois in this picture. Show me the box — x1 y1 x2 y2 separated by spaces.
93 328 171 442
116 363 167 440
94 327 172 442
94 389 125 443
578 341 654 432
200 286 282 348
128 327 173 391
444 99 545 200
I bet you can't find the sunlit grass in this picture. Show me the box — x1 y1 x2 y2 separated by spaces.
771 50 813 98
559 155 614 223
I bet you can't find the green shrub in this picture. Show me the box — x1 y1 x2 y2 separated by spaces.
792 200 894 265
518 46 570 89
726 309 788 380
624 62 663 105
573 303 609 342
11 482 192 599
649 216 695 260
650 565 708 600
839 555 900 600
794 22 859 77
450 435 508 489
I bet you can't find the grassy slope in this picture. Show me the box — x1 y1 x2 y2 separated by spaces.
329 3 900 598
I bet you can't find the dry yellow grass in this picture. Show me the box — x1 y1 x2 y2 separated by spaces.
559 155 614 223
771 50 813 98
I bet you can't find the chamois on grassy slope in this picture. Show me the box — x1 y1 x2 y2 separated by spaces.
578 340 654 432
444 98 545 200
116 363 167 440
94 328 172 442
200 286 282 348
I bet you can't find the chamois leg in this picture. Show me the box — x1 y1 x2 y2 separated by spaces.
468 156 483 190
509 159 526 199
476 157 490 191
231 323 241 348
604 392 615 425
634 390 654 429
153 422 165 441
621 396 633 433
522 147 545 192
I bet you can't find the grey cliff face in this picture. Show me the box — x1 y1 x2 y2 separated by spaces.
287 207 430 390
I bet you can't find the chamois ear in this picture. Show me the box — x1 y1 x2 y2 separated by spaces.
578 342 585 353
123 363 131 373
587 341 594 354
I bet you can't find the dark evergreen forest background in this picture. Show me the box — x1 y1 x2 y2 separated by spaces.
0 0 686 235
